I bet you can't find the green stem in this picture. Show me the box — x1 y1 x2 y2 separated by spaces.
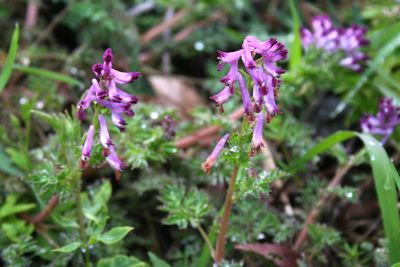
197 225 215 259
75 171 90 267
214 164 240 264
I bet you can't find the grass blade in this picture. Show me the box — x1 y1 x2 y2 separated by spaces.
0 24 19 93
356 133 400 264
13 64 83 87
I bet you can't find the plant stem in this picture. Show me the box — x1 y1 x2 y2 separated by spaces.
75 171 90 267
214 164 240 264
197 225 215 259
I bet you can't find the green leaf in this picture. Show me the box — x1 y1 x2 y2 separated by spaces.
53 241 82 253
158 184 211 229
0 24 19 93
392 263 400 267
98 226 134 245
288 0 301 69
13 64 83 87
0 194 36 220
148 252 171 267
0 148 23 177
97 254 148 267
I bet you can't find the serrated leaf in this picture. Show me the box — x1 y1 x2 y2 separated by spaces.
53 241 82 253
98 226 134 245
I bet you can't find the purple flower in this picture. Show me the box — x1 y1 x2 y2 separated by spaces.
77 48 140 178
211 36 287 120
251 112 264 156
301 15 368 71
106 146 127 180
202 133 230 173
98 114 113 150
361 98 400 144
209 86 234 112
80 125 95 169
301 15 339 53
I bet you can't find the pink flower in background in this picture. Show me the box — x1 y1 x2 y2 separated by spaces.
361 98 400 144
301 15 368 71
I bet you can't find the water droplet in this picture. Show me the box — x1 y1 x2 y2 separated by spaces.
257 233 265 240
21 57 30 66
36 100 44 109
346 192 353 199
81 248 86 253
370 156 376 161
19 97 28 105
150 112 159 119
70 67 78 75
194 41 204 51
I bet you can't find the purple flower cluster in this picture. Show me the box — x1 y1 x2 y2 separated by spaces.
77 48 141 177
210 36 287 155
361 98 400 144
301 15 368 71
202 36 287 172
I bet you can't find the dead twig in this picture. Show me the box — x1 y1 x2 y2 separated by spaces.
175 107 244 149
140 9 188 45
293 159 354 252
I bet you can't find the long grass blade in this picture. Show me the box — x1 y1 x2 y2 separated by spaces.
0 24 20 93
13 64 83 87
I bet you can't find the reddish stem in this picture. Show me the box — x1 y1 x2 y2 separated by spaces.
215 164 239 263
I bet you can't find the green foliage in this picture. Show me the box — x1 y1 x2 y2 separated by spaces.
148 252 171 267
158 184 211 229
97 226 134 245
229 198 297 244
53 241 82 253
308 224 341 250
119 105 177 169
234 168 288 200
97 254 148 267
0 194 35 220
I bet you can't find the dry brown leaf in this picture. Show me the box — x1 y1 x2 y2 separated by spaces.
148 75 205 116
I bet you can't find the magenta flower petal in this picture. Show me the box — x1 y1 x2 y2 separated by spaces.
106 146 127 179
80 125 95 169
98 114 113 149
110 69 141 84
210 86 234 107
360 98 400 144
251 112 264 155
238 73 253 118
111 112 127 132
201 133 230 173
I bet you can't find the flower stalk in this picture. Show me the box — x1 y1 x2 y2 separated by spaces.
214 164 239 264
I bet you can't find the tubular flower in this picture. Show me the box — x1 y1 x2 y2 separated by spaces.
80 125 95 169
78 48 141 177
360 98 400 144
211 36 287 121
202 134 230 173
251 112 265 156
300 15 368 71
